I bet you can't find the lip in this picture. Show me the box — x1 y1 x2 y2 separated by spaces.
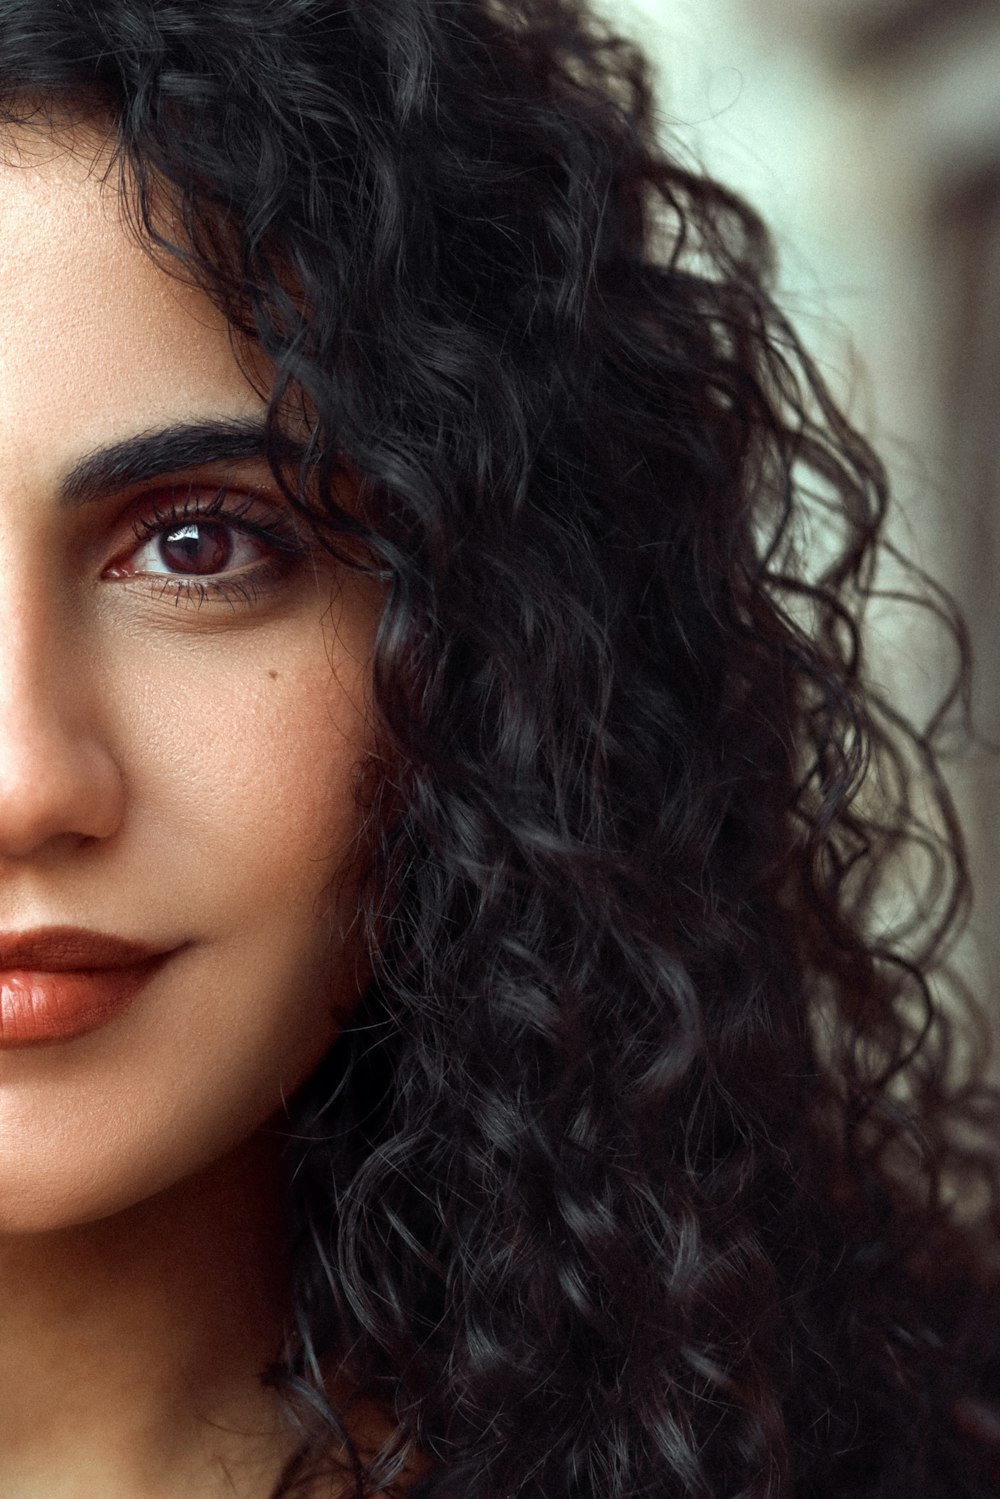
0 927 179 1049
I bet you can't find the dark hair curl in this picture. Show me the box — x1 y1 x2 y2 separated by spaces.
2 1 999 1495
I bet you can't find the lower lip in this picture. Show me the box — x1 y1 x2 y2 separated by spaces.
0 957 170 1048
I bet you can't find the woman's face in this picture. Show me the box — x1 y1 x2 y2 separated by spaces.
0 124 381 1232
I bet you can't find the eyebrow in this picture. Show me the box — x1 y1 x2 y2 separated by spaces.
58 416 310 508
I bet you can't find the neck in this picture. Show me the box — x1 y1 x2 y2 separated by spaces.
0 1131 300 1499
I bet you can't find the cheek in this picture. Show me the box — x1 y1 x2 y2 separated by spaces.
124 614 373 936
138 652 360 854
122 624 374 1067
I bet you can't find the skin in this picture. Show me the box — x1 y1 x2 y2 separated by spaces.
0 120 385 1495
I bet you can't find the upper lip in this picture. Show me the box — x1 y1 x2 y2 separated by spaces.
0 927 173 971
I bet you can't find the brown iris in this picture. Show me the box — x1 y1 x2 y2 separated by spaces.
159 521 233 575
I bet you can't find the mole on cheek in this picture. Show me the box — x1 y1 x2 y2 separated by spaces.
268 670 279 680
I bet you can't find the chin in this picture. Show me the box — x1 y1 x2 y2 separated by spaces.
0 1112 273 1239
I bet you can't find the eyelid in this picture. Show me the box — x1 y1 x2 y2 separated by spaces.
112 483 298 555
120 460 284 517
131 477 274 520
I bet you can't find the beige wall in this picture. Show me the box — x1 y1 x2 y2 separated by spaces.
600 0 1000 1005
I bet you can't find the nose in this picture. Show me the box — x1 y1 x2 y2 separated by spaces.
0 614 125 860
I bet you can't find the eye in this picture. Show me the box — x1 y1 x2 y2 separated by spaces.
129 517 268 578
102 485 308 610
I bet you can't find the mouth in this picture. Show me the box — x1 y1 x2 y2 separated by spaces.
0 927 181 1049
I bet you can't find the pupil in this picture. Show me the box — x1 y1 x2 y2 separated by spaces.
160 522 231 575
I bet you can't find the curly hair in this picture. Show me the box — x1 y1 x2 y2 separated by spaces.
2 1 999 1495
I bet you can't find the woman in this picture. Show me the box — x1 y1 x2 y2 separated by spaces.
0 0 996 1495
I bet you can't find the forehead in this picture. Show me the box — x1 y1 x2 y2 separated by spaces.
0 122 265 494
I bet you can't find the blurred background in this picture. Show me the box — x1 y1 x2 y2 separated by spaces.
600 0 1000 1012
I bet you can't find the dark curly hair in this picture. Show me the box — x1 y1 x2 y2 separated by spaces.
3 1 1000 1495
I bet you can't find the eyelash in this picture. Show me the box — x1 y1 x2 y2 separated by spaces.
124 485 306 610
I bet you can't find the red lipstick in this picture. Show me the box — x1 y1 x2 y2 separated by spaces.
0 927 176 1048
